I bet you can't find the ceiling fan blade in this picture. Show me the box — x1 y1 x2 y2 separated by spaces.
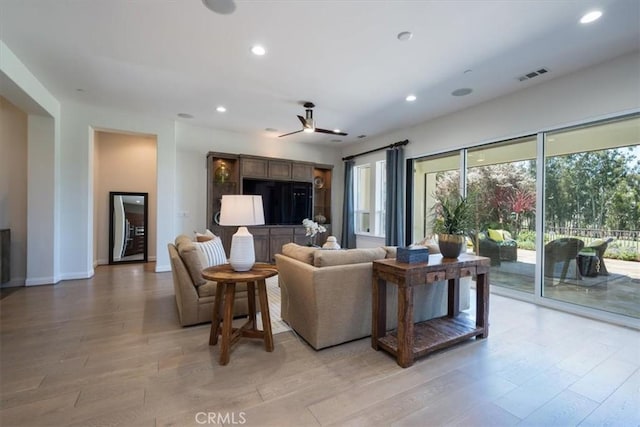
278 129 304 138
297 115 306 126
315 127 348 136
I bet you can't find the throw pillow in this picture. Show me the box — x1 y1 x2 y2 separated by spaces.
487 229 504 242
193 237 227 267
194 229 216 242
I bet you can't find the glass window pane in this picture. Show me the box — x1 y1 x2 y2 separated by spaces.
543 115 640 318
467 137 537 294
412 152 461 243
354 164 371 233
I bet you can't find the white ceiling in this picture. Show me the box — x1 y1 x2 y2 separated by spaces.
1 0 638 146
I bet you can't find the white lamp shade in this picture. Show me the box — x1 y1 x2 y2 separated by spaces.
218 195 265 271
219 195 265 226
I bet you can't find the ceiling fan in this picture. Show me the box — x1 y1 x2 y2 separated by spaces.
279 102 348 138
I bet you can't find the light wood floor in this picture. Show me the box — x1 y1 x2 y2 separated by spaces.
1 263 638 427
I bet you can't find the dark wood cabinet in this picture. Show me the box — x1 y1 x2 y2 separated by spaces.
292 163 313 181
248 227 270 262
207 152 334 262
241 157 268 178
268 160 291 179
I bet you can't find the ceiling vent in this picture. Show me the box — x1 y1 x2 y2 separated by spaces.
517 68 549 82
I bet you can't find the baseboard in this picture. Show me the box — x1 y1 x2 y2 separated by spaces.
25 277 57 286
60 269 95 281
1 277 25 288
155 263 171 272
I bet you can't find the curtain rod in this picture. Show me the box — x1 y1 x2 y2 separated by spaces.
342 139 409 161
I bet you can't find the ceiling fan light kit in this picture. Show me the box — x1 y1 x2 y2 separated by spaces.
279 102 348 138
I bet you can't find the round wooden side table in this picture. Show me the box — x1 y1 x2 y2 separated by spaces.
202 262 278 365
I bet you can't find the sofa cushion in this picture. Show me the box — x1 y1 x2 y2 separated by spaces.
487 229 504 241
175 235 206 287
416 237 441 254
313 247 387 267
282 243 317 265
193 237 227 267
194 229 216 242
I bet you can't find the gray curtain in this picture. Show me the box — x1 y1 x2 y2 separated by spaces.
385 147 404 246
341 160 356 249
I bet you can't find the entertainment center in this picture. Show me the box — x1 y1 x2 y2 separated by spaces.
206 152 333 263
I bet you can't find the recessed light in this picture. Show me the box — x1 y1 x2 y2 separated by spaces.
451 88 473 97
333 129 341 133
330 139 342 143
177 113 194 119
405 94 417 102
76 88 85 92
357 135 367 139
202 0 236 15
216 106 227 113
251 45 266 56
580 10 602 24
265 127 278 132
397 31 413 41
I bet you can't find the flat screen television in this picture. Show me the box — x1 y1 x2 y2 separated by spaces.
242 178 312 225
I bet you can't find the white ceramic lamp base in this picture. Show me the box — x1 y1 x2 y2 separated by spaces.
229 226 255 271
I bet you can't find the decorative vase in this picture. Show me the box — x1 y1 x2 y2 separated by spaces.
438 233 466 258
214 163 230 183
314 214 326 224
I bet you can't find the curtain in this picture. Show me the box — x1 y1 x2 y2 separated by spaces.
341 160 356 249
385 146 404 246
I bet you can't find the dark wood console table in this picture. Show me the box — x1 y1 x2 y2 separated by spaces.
371 253 491 368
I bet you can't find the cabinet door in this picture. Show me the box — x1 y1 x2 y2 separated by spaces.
248 227 270 263
292 163 313 181
241 158 268 178
269 227 294 262
294 227 309 246
268 160 291 179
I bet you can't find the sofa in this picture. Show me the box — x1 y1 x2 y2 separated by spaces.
275 243 470 350
168 235 254 326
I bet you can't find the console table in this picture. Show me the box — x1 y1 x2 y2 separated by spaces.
371 253 491 368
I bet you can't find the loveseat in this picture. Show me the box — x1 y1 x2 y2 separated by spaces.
275 243 470 349
470 229 517 265
168 235 254 326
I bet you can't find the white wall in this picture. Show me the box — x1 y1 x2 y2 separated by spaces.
61 101 176 274
0 96 27 286
343 52 640 162
174 122 344 239
94 131 157 265
342 52 640 247
0 40 61 286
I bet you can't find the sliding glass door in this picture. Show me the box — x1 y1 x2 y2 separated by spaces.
407 113 639 321
411 152 461 243
543 116 640 318
467 136 537 294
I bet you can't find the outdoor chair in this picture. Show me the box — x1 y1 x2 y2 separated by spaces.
470 230 517 266
586 237 614 275
544 237 585 282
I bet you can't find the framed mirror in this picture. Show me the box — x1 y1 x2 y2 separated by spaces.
109 192 148 264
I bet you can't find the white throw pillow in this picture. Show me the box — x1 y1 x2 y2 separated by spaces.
193 237 227 267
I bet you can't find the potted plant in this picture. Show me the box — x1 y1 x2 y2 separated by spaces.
432 194 473 258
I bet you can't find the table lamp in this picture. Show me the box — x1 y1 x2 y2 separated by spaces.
218 195 265 271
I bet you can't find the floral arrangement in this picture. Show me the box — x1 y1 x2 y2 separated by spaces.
302 218 326 246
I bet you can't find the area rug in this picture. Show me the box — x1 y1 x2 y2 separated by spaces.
255 275 291 335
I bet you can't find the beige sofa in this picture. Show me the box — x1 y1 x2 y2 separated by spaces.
275 243 470 349
168 235 254 326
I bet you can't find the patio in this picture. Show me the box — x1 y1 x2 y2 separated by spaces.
486 249 640 318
